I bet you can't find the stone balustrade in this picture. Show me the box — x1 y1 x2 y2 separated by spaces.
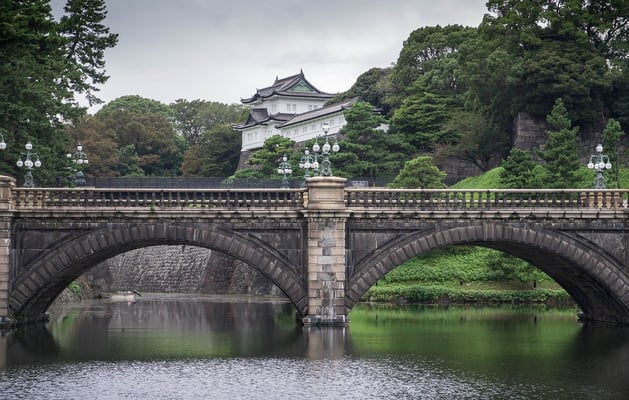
8 187 629 211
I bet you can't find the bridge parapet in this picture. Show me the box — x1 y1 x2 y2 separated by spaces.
8 187 629 212
12 187 307 210
345 188 628 210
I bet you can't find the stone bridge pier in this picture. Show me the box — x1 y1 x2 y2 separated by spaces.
0 177 13 327
302 177 349 326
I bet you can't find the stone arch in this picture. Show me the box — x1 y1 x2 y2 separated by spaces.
10 222 306 323
346 222 629 325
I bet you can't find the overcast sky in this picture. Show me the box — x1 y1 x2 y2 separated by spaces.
51 0 487 112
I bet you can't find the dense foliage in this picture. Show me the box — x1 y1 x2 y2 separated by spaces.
537 99 581 188
366 247 569 304
388 156 446 189
0 0 117 185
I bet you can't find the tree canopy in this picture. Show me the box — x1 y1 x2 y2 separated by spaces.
537 99 581 188
388 156 446 189
332 101 413 179
0 0 117 184
171 99 247 145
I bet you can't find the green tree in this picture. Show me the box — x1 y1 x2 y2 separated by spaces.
441 111 509 172
388 25 473 151
390 25 476 101
609 69 629 130
65 115 120 178
390 91 460 151
327 67 393 115
333 101 413 179
182 124 241 177
499 148 537 189
537 99 581 188
117 144 143 177
95 109 182 176
468 0 614 128
58 0 119 106
234 135 295 179
388 156 446 189
0 0 117 184
99 95 174 118
180 145 203 177
603 118 624 188
171 99 247 145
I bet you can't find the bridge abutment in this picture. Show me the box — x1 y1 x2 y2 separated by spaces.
302 177 349 327
0 176 15 328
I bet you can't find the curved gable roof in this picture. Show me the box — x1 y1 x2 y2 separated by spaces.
241 70 334 104
233 108 294 129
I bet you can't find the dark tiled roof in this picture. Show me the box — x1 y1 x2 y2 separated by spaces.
241 70 334 104
277 98 358 128
233 108 293 129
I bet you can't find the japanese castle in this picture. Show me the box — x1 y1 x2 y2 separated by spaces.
235 70 356 151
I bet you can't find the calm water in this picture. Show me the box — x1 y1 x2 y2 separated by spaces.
1 295 629 400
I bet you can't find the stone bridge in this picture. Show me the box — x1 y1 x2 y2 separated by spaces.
1 175 629 328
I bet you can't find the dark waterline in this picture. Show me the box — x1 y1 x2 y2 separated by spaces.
1 295 629 400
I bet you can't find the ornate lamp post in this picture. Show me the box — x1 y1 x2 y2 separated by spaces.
67 143 89 186
312 122 339 177
587 143 612 189
298 148 319 182
277 153 292 188
16 141 42 187
0 132 6 151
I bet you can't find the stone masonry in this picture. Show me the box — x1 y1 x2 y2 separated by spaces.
87 246 281 296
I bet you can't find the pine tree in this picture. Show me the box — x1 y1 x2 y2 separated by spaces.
500 148 536 189
537 99 581 188
388 156 446 189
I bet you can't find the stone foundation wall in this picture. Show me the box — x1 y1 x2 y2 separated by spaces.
513 112 550 162
79 246 281 297
438 157 483 186
512 112 617 163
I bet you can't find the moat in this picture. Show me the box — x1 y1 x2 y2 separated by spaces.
1 295 628 399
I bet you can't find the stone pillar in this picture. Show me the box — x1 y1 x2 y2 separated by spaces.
0 176 14 328
302 176 349 326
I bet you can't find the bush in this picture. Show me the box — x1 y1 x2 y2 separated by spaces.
394 285 570 305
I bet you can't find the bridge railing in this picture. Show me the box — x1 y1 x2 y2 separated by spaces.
344 188 629 209
12 188 307 209
10 187 629 211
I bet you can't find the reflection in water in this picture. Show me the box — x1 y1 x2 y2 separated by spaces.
1 297 629 399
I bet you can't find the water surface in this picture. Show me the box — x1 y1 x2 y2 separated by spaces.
1 295 628 399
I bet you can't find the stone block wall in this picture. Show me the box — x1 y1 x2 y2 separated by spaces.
438 157 483 186
84 246 281 296
513 112 549 162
